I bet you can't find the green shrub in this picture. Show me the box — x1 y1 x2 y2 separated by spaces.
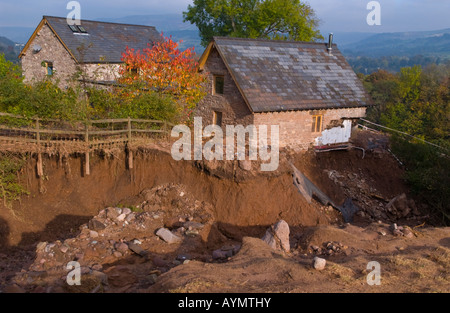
391 136 450 225
0 154 29 205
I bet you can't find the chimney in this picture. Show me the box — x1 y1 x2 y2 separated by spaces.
327 33 333 55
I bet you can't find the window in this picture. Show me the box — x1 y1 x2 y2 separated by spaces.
213 111 223 127
68 25 79 32
45 61 53 76
312 114 323 133
68 25 88 33
213 75 224 95
77 25 88 33
130 67 139 75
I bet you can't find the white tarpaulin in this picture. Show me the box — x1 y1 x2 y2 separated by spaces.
315 120 352 146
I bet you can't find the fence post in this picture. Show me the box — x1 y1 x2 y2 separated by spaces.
127 117 133 170
85 121 90 176
36 118 43 177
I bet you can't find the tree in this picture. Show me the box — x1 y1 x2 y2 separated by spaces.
183 0 323 47
119 35 207 122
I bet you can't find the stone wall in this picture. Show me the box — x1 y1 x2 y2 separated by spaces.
81 63 122 82
21 24 78 86
196 46 367 150
253 107 367 149
195 47 254 126
21 24 122 87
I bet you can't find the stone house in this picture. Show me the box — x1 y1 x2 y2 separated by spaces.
19 16 161 86
196 37 371 149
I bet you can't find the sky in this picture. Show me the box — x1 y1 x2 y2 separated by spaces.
0 0 449 33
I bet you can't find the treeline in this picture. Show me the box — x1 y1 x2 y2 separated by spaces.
348 55 449 74
361 63 450 224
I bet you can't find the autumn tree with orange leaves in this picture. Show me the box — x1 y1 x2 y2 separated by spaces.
119 35 206 122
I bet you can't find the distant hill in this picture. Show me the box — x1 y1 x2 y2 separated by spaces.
1 14 448 71
0 36 20 63
340 29 450 73
340 29 450 58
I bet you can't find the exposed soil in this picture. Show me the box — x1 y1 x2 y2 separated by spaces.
0 131 448 293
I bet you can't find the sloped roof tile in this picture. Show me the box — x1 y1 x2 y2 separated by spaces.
44 16 161 63
210 37 370 112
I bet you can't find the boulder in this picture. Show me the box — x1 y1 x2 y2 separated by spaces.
313 257 326 270
88 219 106 231
386 193 411 218
156 228 182 244
261 220 290 252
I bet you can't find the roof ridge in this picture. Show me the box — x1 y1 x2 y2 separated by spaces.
213 36 336 47
43 16 157 29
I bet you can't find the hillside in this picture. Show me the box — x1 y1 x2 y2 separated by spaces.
0 36 20 63
1 14 449 70
340 29 450 58
341 29 450 73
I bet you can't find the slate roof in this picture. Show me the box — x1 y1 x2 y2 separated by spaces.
205 37 370 112
22 16 161 63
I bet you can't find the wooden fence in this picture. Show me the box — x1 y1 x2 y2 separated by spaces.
0 112 174 176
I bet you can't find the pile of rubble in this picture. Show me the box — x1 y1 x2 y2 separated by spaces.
326 169 421 223
10 183 217 292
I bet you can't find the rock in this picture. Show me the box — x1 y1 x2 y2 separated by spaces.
393 229 404 237
386 193 411 218
117 213 127 222
60 245 69 253
238 159 252 171
185 229 199 237
403 227 414 238
313 257 326 270
261 220 290 252
183 221 204 230
122 208 132 215
156 228 182 244
113 251 123 258
89 231 99 238
115 242 129 254
92 264 103 271
36 242 47 252
128 242 148 257
147 274 158 284
212 249 229 260
106 207 121 219
88 219 106 231
125 213 136 222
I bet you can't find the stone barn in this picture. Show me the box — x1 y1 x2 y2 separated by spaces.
19 16 161 86
196 37 371 150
